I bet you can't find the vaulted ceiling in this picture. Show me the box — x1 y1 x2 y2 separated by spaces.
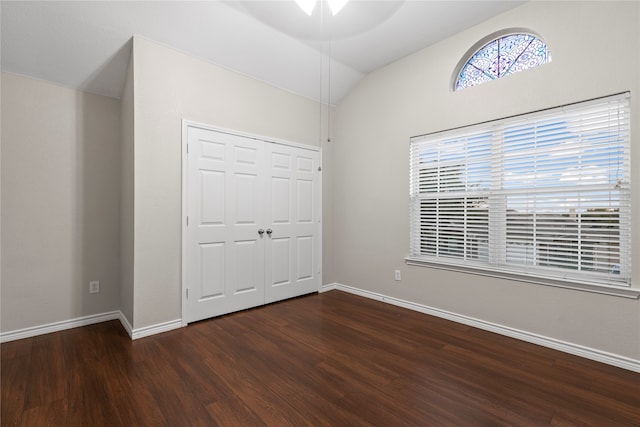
1 1 524 104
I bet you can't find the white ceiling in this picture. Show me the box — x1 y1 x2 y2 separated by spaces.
1 1 524 104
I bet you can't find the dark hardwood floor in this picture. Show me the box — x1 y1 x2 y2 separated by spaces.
2 290 639 426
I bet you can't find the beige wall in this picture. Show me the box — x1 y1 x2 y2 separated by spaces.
1 72 121 331
120 49 135 326
332 1 640 359
131 37 326 329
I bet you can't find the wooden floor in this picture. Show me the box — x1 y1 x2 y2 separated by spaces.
2 291 639 426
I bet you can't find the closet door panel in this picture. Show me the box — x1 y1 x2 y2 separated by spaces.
185 128 265 323
264 144 320 304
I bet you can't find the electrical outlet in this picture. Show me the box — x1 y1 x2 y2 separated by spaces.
394 270 401 281
89 280 100 294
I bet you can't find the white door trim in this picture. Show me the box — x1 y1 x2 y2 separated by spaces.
181 120 322 326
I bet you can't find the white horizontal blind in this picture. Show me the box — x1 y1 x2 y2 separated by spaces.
410 93 631 287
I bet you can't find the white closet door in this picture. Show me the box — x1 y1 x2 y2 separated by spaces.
264 143 320 304
185 127 265 323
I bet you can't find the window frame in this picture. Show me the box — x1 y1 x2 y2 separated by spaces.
406 93 639 299
451 28 551 91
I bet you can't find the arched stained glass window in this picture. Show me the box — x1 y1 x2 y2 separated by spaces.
454 31 551 91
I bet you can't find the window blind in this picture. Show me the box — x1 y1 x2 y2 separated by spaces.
409 93 631 288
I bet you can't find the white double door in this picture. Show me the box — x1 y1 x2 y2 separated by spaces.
184 126 321 324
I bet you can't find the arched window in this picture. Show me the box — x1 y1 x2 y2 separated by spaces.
453 29 551 91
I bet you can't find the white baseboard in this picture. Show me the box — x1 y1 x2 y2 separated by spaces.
131 318 183 340
115 311 182 340
0 311 121 343
327 283 640 373
1 311 183 342
118 312 134 338
319 283 337 293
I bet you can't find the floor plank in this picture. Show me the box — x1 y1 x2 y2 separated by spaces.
2 290 639 426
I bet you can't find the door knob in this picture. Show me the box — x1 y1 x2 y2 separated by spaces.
266 228 273 236
258 229 265 236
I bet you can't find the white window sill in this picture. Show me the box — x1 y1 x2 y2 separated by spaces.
405 257 640 299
